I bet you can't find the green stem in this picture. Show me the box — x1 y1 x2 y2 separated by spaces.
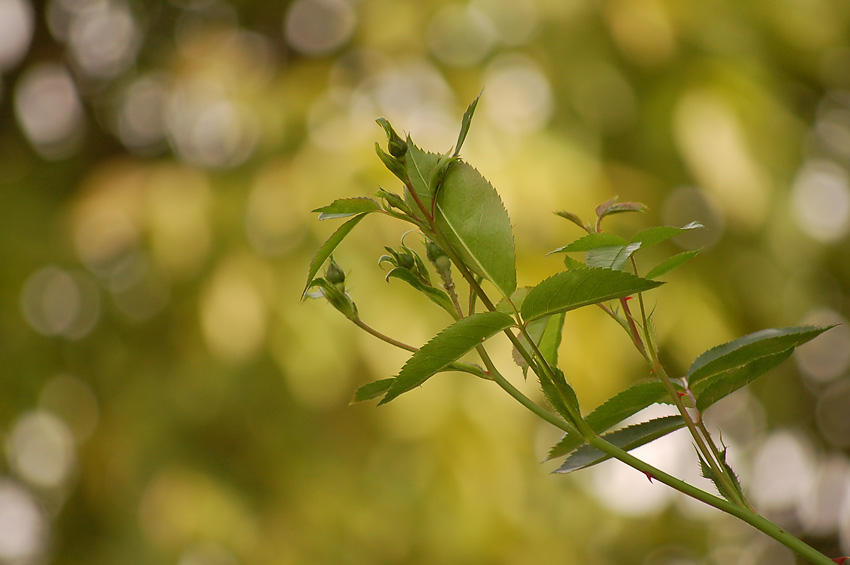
587 437 835 565
479 346 579 437
353 318 418 352
486 363 834 565
426 216 585 430
632 288 747 508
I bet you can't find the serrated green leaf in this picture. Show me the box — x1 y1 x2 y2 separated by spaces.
453 92 481 157
547 380 673 460
630 222 703 247
352 378 394 403
404 141 440 220
379 311 515 404
549 233 627 254
646 250 700 279
521 268 663 322
539 368 580 428
385 267 456 317
313 197 381 220
554 416 685 473
693 348 795 411
697 448 745 502
435 161 517 297
303 213 370 297
564 255 586 270
687 326 834 387
586 243 642 271
497 287 530 314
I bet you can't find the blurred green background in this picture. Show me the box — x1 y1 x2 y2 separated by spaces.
2 0 850 563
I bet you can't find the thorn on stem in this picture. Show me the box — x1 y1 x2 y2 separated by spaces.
832 558 848 564
644 472 654 483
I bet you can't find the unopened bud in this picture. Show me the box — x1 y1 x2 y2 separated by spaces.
376 118 408 158
426 242 451 271
397 253 415 270
426 240 445 263
388 138 408 158
325 257 346 289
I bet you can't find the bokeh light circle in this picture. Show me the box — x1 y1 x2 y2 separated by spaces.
815 379 850 449
68 0 139 78
0 480 47 563
0 0 34 71
790 159 850 243
482 54 553 135
749 430 816 512
794 308 850 384
284 0 356 56
14 63 84 158
20 266 101 339
6 410 77 490
427 4 496 68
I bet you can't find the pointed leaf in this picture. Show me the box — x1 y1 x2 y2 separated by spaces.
521 268 663 322
687 326 834 387
303 213 370 297
549 233 627 254
630 222 703 247
697 448 745 502
555 210 588 231
538 313 566 369
313 197 381 220
497 287 530 313
693 348 795 411
453 91 482 157
646 250 700 279
596 198 648 220
435 161 517 297
379 311 515 404
547 380 673 460
404 141 440 220
586 243 642 271
554 416 685 473
513 313 565 376
428 151 459 197
375 143 408 183
376 117 407 157
385 267 456 317
352 378 395 403
564 255 586 270
538 368 581 429
376 188 412 215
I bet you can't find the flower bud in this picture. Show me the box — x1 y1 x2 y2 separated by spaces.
425 240 444 263
426 241 451 272
325 257 346 289
397 252 415 270
376 118 408 158
388 138 408 158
